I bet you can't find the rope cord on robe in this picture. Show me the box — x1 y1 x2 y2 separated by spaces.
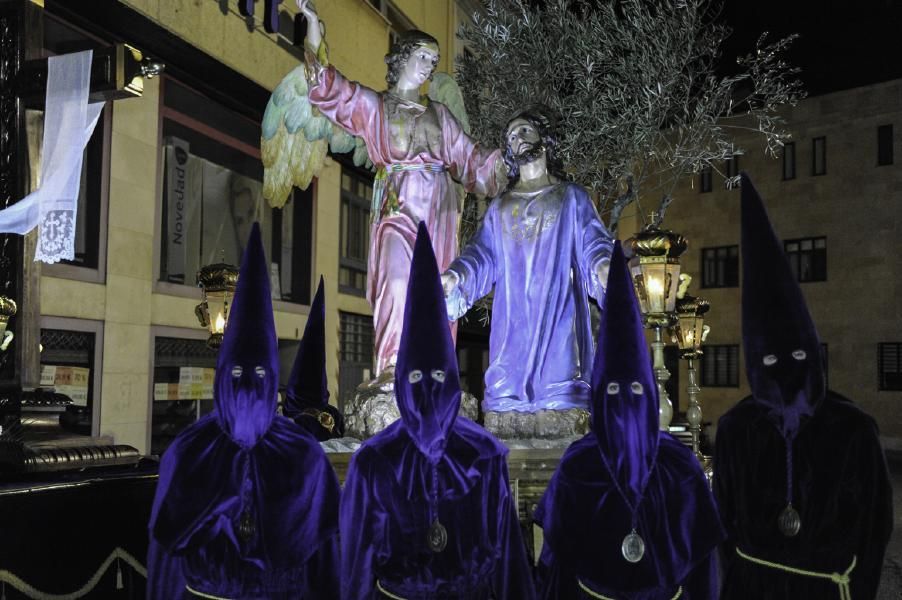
0 547 147 600
736 547 856 600
371 162 449 224
185 584 235 600
376 579 409 600
576 579 682 600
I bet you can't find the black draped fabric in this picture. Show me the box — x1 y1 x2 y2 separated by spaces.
715 391 892 599
715 174 893 599
284 276 345 440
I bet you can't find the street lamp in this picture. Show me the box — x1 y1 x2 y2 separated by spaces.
625 223 687 430
671 293 711 466
195 262 239 349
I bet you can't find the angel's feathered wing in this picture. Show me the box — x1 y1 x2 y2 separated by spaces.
261 66 370 208
428 72 470 134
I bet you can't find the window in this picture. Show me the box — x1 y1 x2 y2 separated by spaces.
782 142 796 180
698 167 712 193
811 136 827 175
701 245 739 288
784 237 826 282
339 167 372 296
878 343 902 391
39 323 102 437
338 312 374 409
700 345 740 387
376 0 416 51
878 124 893 166
724 155 740 189
151 335 218 456
158 77 312 304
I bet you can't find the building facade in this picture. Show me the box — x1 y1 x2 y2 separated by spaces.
656 79 902 446
28 0 471 454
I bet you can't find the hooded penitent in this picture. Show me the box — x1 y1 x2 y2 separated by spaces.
338 222 535 600
741 173 825 440
284 276 345 440
534 241 725 599
713 174 892 600
740 171 825 536
394 223 462 463
147 224 341 599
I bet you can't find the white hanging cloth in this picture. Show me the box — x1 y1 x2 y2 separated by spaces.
0 50 104 263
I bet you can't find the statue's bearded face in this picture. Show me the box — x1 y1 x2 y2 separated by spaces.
506 118 543 164
400 45 439 88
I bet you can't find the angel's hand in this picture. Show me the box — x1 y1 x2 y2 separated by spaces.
297 0 323 50
296 0 317 20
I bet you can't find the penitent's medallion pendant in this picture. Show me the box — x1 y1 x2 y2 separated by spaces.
427 519 448 553
621 529 645 563
778 504 801 537
238 510 255 543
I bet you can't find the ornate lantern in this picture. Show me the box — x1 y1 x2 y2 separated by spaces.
195 262 239 349
624 224 688 431
624 225 688 327
671 293 711 471
671 294 710 359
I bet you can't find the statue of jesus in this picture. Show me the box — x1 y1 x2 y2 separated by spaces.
442 107 613 415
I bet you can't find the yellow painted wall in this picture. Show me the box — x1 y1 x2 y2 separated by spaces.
38 0 458 452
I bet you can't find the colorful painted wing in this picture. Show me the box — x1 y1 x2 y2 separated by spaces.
262 66 372 207
428 72 470 135
429 72 470 211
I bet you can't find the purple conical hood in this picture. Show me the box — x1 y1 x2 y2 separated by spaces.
741 172 825 439
214 223 279 447
395 222 461 464
284 276 329 417
591 241 659 512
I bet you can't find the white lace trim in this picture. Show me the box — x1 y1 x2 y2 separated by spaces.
0 50 103 264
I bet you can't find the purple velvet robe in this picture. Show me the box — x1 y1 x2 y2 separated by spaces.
147 224 341 599
341 418 532 600
446 183 613 412
536 434 721 600
308 65 504 374
339 223 535 600
148 415 341 599
534 242 724 599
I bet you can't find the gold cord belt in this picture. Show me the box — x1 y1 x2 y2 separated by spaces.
371 163 448 223
736 547 857 600
576 579 682 600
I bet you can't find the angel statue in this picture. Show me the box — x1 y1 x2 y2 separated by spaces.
262 0 508 390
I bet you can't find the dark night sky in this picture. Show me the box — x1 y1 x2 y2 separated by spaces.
721 0 902 95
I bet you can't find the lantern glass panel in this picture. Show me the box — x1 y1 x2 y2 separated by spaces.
675 312 705 352
630 260 671 315
663 262 681 313
204 291 232 336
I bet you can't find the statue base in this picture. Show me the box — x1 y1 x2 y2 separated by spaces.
484 408 590 440
344 385 480 440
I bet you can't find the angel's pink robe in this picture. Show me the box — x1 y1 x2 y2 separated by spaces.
309 66 504 375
